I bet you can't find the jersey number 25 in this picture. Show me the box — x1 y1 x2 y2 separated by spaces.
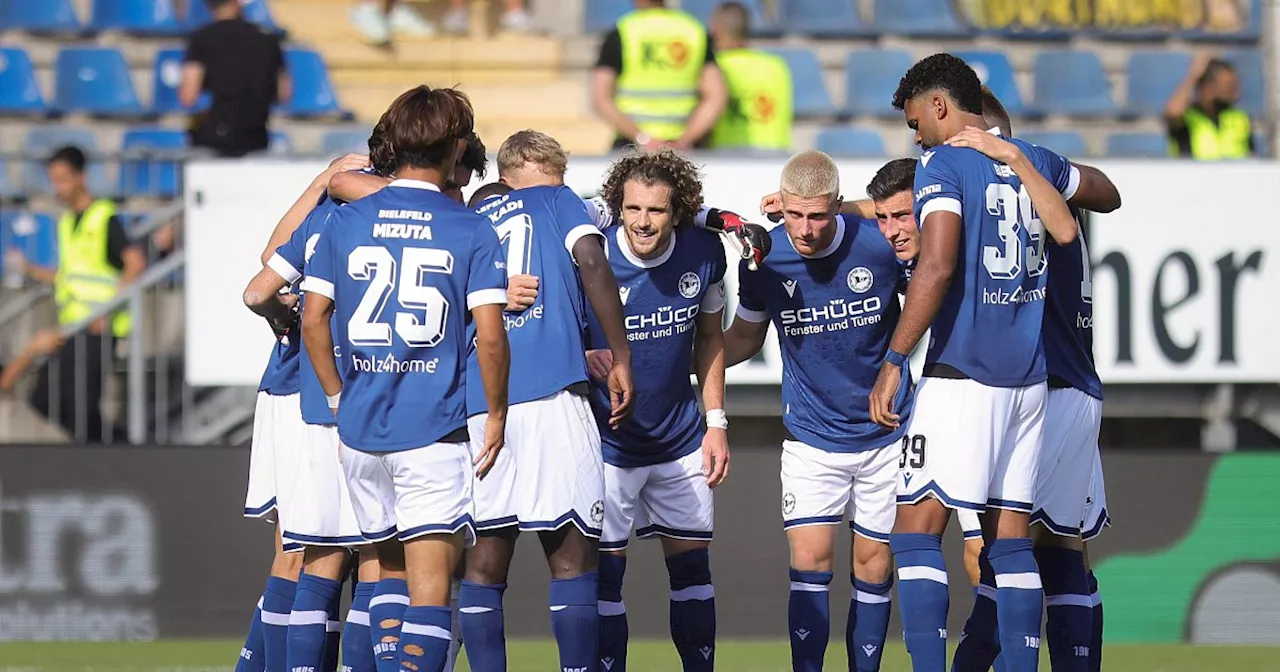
983 183 1047 281
347 246 453 348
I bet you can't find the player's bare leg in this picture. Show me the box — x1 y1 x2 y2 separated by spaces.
785 524 837 672
341 546 380 672
540 525 600 669
272 526 305 579
287 546 351 672
370 539 408 672
459 527 518 672
889 499 951 671
396 533 466 672
849 534 892 671
660 537 716 670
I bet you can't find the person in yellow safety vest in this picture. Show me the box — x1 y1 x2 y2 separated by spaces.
591 0 728 152
707 1 792 151
1165 53 1253 160
13 146 145 442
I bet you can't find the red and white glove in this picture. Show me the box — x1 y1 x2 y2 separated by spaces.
706 208 771 271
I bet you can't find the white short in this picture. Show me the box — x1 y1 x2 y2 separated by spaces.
340 440 476 545
1031 388 1103 537
282 423 365 548
779 440 897 542
898 378 1047 513
600 449 713 552
956 509 983 541
468 389 604 538
245 393 305 549
1081 448 1110 542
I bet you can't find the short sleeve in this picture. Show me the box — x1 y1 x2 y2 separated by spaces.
301 214 339 300
595 30 623 72
105 215 131 271
582 195 613 230
183 32 207 65
553 187 604 262
913 150 964 226
1025 144 1080 201
703 30 716 64
734 259 768 323
466 221 508 310
273 207 329 284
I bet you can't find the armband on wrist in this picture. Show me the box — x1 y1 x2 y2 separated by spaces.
326 392 341 409
705 409 728 430
884 349 909 368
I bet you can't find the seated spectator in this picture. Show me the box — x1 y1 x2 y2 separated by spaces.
181 0 291 158
1165 54 1252 159
351 0 535 43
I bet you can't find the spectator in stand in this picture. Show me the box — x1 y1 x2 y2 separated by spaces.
706 1 792 152
1165 53 1253 160
351 0 535 43
591 0 727 151
180 0 291 158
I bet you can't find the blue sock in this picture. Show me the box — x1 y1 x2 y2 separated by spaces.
988 539 1043 671
549 573 599 672
1087 571 1103 672
952 550 1001 672
890 533 949 671
459 580 507 672
1036 546 1091 672
787 568 831 672
848 576 891 672
287 574 343 672
369 578 409 672
341 582 377 672
597 555 628 672
667 549 716 671
324 584 343 672
262 577 298 672
234 595 267 672
399 606 453 672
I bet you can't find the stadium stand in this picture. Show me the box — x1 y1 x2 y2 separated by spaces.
681 0 779 36
90 0 184 35
150 47 208 113
1124 51 1194 117
281 47 350 118
1031 50 1117 117
0 212 58 271
843 49 914 117
872 0 972 38
584 0 632 33
1018 130 1090 158
778 0 870 39
22 126 112 196
321 127 373 156
766 47 834 117
954 50 1025 116
119 126 186 198
1106 132 1169 159
6 0 84 33
54 47 147 116
0 47 49 115
813 126 886 158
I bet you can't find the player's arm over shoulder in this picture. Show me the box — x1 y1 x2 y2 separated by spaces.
1066 161 1121 213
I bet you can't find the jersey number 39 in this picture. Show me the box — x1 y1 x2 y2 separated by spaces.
347 246 453 348
983 183 1046 281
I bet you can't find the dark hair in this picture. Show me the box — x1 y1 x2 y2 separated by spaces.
378 85 475 172
204 0 237 9
892 53 984 115
713 1 750 37
467 182 513 209
600 147 704 228
368 121 395 177
866 158 916 202
980 85 1012 136
460 132 488 180
47 145 87 173
1197 58 1236 89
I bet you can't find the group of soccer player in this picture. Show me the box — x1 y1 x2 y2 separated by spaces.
230 51 1122 672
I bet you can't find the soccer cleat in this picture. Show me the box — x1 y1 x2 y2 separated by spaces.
705 209 771 271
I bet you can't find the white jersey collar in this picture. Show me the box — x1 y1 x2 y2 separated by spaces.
387 178 441 192
615 226 677 268
790 214 846 260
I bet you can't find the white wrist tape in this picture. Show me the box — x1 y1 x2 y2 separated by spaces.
326 392 341 409
706 409 728 430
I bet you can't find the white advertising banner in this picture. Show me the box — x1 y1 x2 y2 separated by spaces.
184 157 1278 386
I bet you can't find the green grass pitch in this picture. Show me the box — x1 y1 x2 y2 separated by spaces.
0 639 1275 671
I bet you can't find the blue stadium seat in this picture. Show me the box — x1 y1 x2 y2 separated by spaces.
0 212 58 272
0 161 17 200
814 127 886 158
1106 132 1168 158
151 48 211 113
1124 51 1191 117
322 128 372 156
765 48 834 117
23 127 113 196
584 0 631 32
1030 50 1116 117
779 0 870 38
0 47 49 115
1018 130 1088 158
119 127 187 198
282 48 349 118
54 47 146 116
873 0 973 37
185 0 278 30
844 50 914 117
91 0 183 34
681 0 779 36
1223 49 1265 117
5 0 83 32
269 130 293 155
954 50 1024 116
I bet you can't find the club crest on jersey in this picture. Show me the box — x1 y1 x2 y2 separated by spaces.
847 267 873 294
678 272 701 299
618 286 631 306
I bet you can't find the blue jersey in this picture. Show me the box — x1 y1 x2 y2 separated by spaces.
257 337 301 395
273 198 344 425
304 179 508 452
1043 208 1103 400
587 225 727 468
737 216 912 453
465 185 599 415
912 135 1078 387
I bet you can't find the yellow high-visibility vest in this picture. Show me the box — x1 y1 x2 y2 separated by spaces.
55 199 130 337
1173 107 1251 160
615 7 707 142
709 48 793 150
